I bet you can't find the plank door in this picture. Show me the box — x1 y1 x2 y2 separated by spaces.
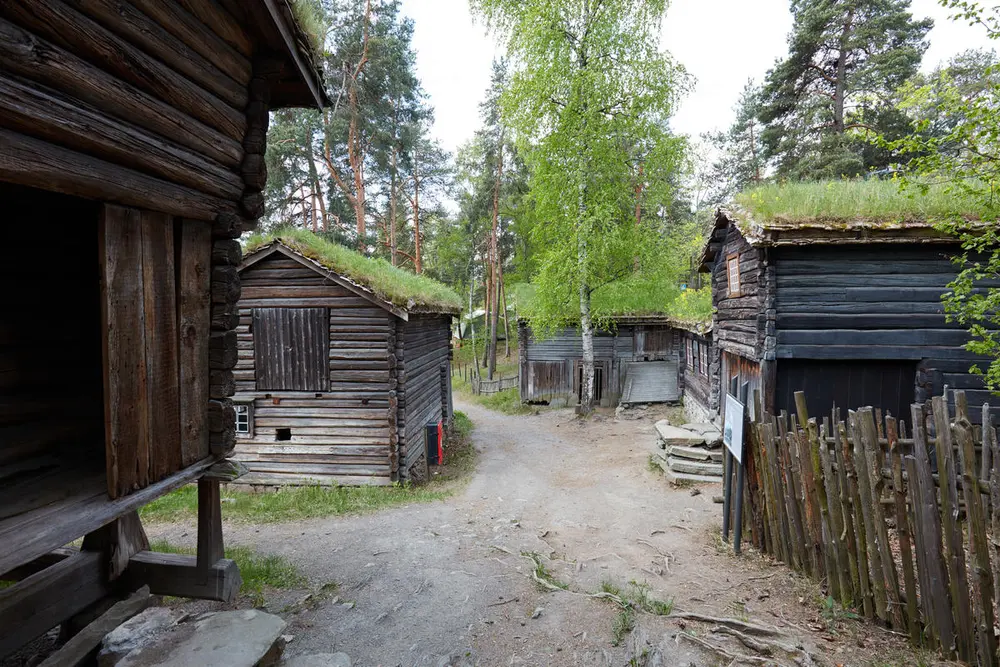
100 206 211 498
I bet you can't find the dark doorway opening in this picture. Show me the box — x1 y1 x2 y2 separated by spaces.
577 364 604 404
775 359 916 423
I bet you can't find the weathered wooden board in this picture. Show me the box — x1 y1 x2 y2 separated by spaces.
178 221 212 466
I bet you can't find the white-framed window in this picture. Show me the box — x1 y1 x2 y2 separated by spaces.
726 253 741 297
235 402 253 437
699 341 709 377
686 338 694 370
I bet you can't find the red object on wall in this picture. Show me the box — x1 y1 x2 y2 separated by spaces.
438 420 444 464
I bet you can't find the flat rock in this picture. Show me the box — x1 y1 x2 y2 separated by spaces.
666 456 724 476
684 422 722 437
99 607 188 667
665 445 712 461
281 654 351 667
654 421 706 446
116 610 287 667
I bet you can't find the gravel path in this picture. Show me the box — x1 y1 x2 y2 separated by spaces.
151 400 917 666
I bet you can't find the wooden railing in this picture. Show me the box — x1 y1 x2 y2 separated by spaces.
470 374 519 396
739 389 999 665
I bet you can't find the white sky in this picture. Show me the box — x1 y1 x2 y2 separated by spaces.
400 0 997 154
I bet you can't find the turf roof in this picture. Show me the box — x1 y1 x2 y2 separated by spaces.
244 229 462 314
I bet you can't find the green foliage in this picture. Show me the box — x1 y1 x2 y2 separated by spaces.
452 411 474 440
149 540 306 607
611 608 635 646
703 80 766 206
873 3 1000 392
245 228 462 312
736 179 986 222
758 0 932 179
141 482 452 524
670 287 713 323
522 551 569 590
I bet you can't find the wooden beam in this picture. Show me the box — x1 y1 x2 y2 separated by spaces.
0 551 111 658
0 548 74 583
0 17 241 167
259 0 325 109
127 551 240 603
0 72 243 200
80 512 150 581
196 479 224 572
37 586 151 667
0 129 231 220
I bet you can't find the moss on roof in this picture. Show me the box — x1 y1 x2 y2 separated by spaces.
245 229 462 314
735 179 985 226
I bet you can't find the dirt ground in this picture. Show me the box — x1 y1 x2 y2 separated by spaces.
148 401 931 667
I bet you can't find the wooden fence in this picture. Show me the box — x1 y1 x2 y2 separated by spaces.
738 389 999 665
451 362 519 396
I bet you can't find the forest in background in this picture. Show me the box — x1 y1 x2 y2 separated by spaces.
264 0 1000 407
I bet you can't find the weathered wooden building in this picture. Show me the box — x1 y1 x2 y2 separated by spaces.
0 0 324 656
674 320 720 424
518 317 682 407
701 209 1000 423
234 235 461 486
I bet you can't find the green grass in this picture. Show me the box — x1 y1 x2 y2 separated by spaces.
522 551 570 591
245 228 462 313
149 539 306 607
611 608 635 646
141 482 453 524
450 351 537 415
736 179 986 223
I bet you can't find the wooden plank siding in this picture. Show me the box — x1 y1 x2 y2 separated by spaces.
233 255 395 486
677 329 719 421
397 315 453 481
710 224 763 363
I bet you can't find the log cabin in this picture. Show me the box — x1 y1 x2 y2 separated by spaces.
518 317 682 407
701 207 1000 424
674 320 720 424
0 0 325 656
233 233 462 485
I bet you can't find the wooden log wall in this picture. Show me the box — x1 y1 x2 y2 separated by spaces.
397 315 453 481
232 254 394 486
0 187 105 477
745 389 1000 665
677 330 718 418
710 224 763 362
772 245 1000 424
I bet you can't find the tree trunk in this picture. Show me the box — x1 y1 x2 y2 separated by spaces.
834 9 854 134
486 131 504 380
412 144 422 273
499 262 511 359
578 181 594 414
390 143 398 266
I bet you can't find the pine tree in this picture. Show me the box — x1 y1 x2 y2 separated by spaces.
704 80 764 206
759 0 932 179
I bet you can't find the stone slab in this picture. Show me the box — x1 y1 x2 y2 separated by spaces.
115 610 287 667
666 456 724 476
653 421 707 447
281 654 351 667
665 445 712 461
99 607 188 667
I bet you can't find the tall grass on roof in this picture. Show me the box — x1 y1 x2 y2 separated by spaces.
245 228 462 313
736 179 986 223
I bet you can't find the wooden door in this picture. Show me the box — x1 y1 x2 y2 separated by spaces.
633 326 671 361
100 205 211 498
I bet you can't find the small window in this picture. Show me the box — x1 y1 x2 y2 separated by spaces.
726 253 741 297
686 338 693 370
276 428 292 441
699 342 709 377
235 402 252 437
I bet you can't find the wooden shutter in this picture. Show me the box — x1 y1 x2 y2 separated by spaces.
253 308 330 391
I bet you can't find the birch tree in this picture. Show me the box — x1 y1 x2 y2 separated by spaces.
470 0 686 413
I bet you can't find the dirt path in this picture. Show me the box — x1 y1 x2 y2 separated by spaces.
152 401 917 666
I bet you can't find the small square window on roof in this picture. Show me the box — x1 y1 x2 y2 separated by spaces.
726 254 741 297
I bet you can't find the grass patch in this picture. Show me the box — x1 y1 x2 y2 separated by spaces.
142 482 453 524
246 228 462 313
149 539 306 607
736 179 985 223
432 411 478 483
451 356 537 416
611 608 635 646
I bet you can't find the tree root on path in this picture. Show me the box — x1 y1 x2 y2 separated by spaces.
709 626 817 666
676 632 773 665
669 611 781 636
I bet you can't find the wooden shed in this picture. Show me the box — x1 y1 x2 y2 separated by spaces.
0 0 324 656
518 317 682 407
233 234 462 486
674 320 720 424
701 208 1000 424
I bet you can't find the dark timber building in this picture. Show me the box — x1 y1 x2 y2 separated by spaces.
518 317 682 407
701 209 1000 424
0 0 324 656
674 320 720 424
234 238 460 486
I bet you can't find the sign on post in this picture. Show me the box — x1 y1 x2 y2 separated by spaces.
723 394 745 464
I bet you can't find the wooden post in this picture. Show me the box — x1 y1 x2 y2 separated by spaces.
954 392 997 666
722 377 738 543
197 479 224 573
931 396 974 662
850 410 889 623
887 416 921 644
818 420 847 605
911 402 955 656
840 419 873 619
833 419 862 606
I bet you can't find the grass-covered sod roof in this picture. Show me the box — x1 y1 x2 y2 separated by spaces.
245 229 462 314
735 179 984 226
